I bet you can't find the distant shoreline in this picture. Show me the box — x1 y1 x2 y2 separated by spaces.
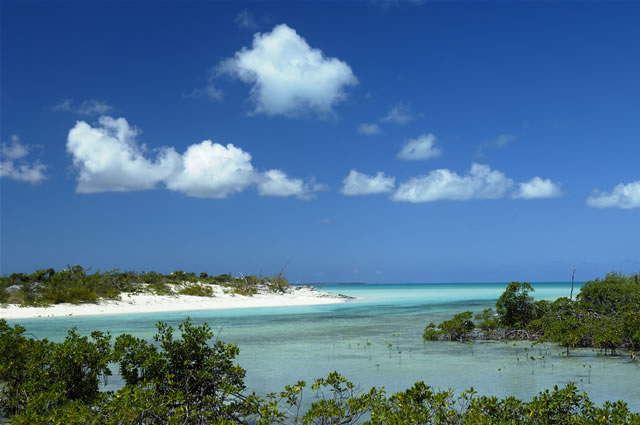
0 285 352 320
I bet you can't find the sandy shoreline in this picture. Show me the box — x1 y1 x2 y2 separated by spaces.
0 286 352 320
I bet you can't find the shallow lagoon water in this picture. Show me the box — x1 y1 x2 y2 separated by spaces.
8 282 640 412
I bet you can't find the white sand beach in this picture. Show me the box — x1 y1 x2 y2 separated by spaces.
0 285 351 319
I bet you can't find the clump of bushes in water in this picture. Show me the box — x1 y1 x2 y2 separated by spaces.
0 266 292 307
1 318 638 424
424 273 640 356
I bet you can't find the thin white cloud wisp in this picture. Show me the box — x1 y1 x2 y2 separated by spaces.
380 104 421 125
358 123 381 135
54 99 113 115
235 10 258 29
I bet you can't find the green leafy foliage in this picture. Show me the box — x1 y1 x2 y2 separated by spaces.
0 266 293 306
425 272 640 355
0 319 111 419
1 318 639 424
578 272 640 316
110 318 258 424
422 311 475 342
178 283 215 296
495 282 537 328
422 322 440 341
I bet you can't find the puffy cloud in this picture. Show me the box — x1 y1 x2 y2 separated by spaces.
513 177 562 199
392 163 513 202
235 10 258 29
357 123 381 135
380 104 421 124
217 24 358 117
586 181 640 209
341 169 395 196
67 117 179 193
257 169 326 199
397 133 442 160
54 99 113 115
165 141 255 198
0 135 47 184
66 116 322 200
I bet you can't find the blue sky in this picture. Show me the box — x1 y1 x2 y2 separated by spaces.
1 1 639 283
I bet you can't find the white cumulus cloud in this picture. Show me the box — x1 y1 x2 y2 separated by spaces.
357 123 381 135
257 169 326 199
66 116 322 200
67 117 179 193
217 24 358 117
341 170 395 196
165 141 255 198
513 177 562 199
397 133 442 160
586 181 640 209
0 135 47 184
392 163 513 202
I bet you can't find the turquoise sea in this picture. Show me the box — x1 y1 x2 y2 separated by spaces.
7 282 640 411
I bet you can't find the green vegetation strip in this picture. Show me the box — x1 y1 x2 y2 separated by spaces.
2 317 639 424
1 271 639 424
0 266 291 307
424 273 640 356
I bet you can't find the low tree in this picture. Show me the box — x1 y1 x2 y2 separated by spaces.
495 282 537 328
111 318 258 424
424 311 475 342
0 319 112 420
541 298 589 356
